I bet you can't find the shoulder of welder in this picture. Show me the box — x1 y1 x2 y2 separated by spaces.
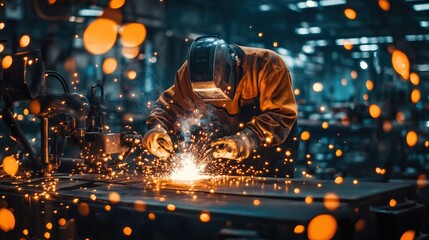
238 46 287 69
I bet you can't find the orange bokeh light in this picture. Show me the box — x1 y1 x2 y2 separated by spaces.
323 193 340 211
2 55 13 69
344 8 357 20
366 80 374 91
301 131 311 141
120 23 147 47
110 0 126 9
83 18 118 55
411 89 421 103
392 50 410 80
406 131 418 147
102 58 118 74
378 0 391 11
200 212 211 222
369 104 382 118
294 225 305 234
108 191 121 204
122 46 140 59
307 214 337 240
19 34 31 48
410 72 420 85
0 208 15 232
123 226 132 236
2 155 19 176
400 230 415 240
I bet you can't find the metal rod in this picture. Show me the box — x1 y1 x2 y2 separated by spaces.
41 117 50 165
1 106 40 171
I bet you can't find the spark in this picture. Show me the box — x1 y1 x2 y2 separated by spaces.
169 153 208 181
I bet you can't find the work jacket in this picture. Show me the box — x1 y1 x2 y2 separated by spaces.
146 46 298 177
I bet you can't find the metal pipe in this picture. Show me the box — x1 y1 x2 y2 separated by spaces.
41 117 49 165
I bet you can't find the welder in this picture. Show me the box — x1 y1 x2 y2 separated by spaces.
143 36 299 177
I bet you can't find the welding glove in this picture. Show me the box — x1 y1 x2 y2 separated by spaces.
210 130 257 161
142 128 174 159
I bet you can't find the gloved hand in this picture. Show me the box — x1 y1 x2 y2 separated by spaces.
142 128 174 158
210 132 255 161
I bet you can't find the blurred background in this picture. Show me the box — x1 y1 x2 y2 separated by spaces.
0 0 428 181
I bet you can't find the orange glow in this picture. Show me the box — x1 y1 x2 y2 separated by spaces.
307 214 337 240
19 35 31 48
389 199 397 207
355 219 366 231
324 193 340 211
127 70 137 80
410 72 420 85
29 99 41 115
350 70 358 79
305 196 313 204
378 0 390 11
0 22 5 30
110 0 126 9
83 18 118 55
369 104 381 118
0 43 4 53
122 46 140 59
2 155 19 176
344 8 357 20
294 88 301 95
334 176 344 184
46 222 53 230
366 80 374 91
23 229 29 235
134 200 147 212
383 120 392 132
343 41 353 50
2 55 13 69
78 202 90 216
406 131 418 147
294 225 305 234
312 82 323 92
102 58 117 74
105 205 111 211
253 199 261 206
417 174 427 190
167 204 176 211
322 122 329 129
396 111 406 123
148 213 156 220
123 226 132 236
392 50 410 79
44 232 50 239
0 208 15 232
400 230 415 240
301 131 311 141
120 23 147 47
200 212 211 222
108 191 121 203
411 89 421 103
335 149 343 157
58 218 66 227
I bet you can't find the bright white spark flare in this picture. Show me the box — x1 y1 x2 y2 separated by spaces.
169 153 207 181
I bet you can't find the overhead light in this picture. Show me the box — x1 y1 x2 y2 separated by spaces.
360 61 368 70
352 52 370 59
78 7 103 17
320 0 346 6
335 38 359 45
420 21 429 27
277 48 289 55
405 34 429 41
68 16 85 23
259 4 272 11
413 3 429 11
302 45 315 54
297 1 318 9
417 64 429 71
359 44 378 51
296 26 321 35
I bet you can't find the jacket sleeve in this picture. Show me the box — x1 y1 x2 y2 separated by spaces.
245 58 297 147
146 62 203 133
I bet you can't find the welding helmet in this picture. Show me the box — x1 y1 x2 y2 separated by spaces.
188 36 239 102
